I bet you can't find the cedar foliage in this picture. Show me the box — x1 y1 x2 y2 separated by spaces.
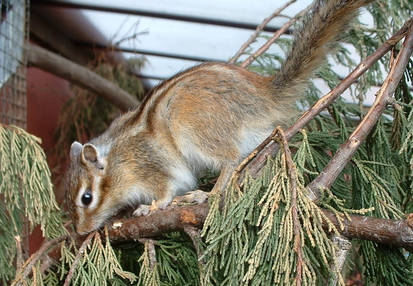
2 0 413 285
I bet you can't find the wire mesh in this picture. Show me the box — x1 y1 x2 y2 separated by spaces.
0 0 29 129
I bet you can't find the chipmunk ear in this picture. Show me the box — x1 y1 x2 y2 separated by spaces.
70 141 83 160
81 143 105 170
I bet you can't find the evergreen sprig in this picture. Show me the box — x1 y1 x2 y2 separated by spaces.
0 124 65 282
59 231 136 286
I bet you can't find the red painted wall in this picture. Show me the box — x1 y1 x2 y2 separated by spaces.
26 67 74 253
26 67 73 151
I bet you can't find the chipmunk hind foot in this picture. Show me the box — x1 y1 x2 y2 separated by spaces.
173 190 209 205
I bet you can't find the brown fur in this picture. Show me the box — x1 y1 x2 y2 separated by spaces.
65 0 371 234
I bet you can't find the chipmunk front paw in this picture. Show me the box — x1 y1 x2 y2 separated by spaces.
133 205 151 216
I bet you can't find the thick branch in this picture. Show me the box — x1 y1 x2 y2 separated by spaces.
25 42 139 111
107 203 413 252
237 19 413 184
17 206 413 282
108 203 208 242
323 212 413 252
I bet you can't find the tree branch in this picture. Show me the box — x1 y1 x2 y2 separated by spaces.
108 204 208 242
329 235 352 286
106 204 413 252
63 232 95 286
138 238 158 269
14 207 413 282
25 42 139 111
322 211 413 252
230 0 297 64
14 236 23 274
240 5 309 68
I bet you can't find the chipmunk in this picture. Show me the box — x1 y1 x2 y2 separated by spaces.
65 0 371 234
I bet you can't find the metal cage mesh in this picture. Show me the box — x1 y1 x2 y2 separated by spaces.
0 0 29 129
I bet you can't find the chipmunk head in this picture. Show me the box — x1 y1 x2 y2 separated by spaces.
65 141 113 234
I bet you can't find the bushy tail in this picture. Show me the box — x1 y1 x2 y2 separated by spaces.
272 0 371 99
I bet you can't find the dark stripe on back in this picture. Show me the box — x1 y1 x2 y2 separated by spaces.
124 62 234 131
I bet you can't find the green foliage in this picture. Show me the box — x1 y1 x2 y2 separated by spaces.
0 125 65 283
58 232 137 286
201 131 374 285
116 232 200 286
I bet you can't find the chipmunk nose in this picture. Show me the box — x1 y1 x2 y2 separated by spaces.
75 224 88 235
76 228 88 235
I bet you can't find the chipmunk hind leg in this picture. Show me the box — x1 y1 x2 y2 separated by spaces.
211 160 241 197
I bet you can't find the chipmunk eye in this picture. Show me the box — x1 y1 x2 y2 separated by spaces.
81 190 93 206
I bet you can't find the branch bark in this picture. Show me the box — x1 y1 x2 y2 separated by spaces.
108 204 208 242
329 235 352 286
25 42 139 111
106 203 413 252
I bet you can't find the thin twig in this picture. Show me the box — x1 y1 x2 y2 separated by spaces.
147 240 157 269
329 235 352 286
307 20 413 200
63 232 96 286
139 239 157 269
183 226 203 260
236 18 413 184
230 127 279 187
276 128 303 286
32 266 37 285
241 5 309 68
39 255 53 277
11 235 69 286
15 235 23 273
230 0 297 64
